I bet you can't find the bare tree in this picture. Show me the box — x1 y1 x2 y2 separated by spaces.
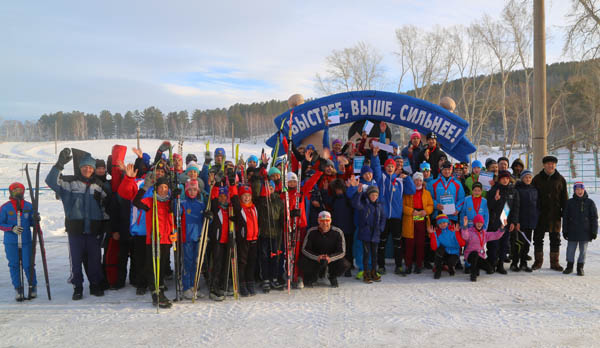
564 0 600 59
503 0 534 151
316 41 386 95
474 15 520 155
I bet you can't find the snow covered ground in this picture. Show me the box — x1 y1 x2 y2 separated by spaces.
1 140 599 348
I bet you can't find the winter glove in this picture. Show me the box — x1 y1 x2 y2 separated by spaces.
33 212 41 222
227 171 236 186
56 148 72 170
204 151 213 165
11 225 23 234
143 171 156 189
93 190 103 204
214 171 224 184
203 211 214 220
158 141 172 153
290 209 301 218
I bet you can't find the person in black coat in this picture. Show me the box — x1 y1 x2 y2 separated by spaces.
417 132 446 179
562 182 598 276
401 130 425 173
514 170 538 272
486 170 520 274
323 179 355 276
532 155 568 271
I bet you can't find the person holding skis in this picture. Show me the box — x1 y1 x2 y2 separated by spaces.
208 186 231 301
0 183 37 301
132 173 174 309
180 179 206 299
46 149 108 300
257 180 284 293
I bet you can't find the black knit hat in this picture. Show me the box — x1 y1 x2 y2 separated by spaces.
542 155 558 164
95 159 106 168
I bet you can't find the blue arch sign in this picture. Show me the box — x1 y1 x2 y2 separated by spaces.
266 90 476 162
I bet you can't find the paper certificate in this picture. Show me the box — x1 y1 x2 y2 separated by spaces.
440 194 456 215
478 172 495 191
328 108 341 124
363 120 374 134
500 202 510 224
353 156 365 174
372 141 394 154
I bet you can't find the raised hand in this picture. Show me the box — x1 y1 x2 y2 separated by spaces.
125 163 138 178
463 216 468 227
132 147 143 158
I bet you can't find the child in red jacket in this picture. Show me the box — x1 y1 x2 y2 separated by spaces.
231 184 260 297
133 175 174 309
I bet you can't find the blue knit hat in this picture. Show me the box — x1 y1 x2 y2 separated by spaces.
361 165 373 175
305 144 316 152
79 155 96 169
471 160 483 169
214 148 226 158
520 170 533 179
390 141 398 149
268 167 281 176
420 162 431 171
247 155 258 164
142 153 151 167
218 186 228 196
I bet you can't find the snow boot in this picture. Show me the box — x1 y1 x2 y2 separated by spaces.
577 263 584 276
510 262 520 272
270 278 284 290
470 270 477 282
28 286 37 299
434 267 442 279
550 252 563 271
247 282 256 296
344 269 352 277
448 265 455 276
532 251 543 270
455 261 463 270
414 266 422 274
371 270 381 282
72 286 83 301
563 262 574 274
394 266 406 277
261 280 271 293
519 260 533 273
239 282 249 297
329 276 339 288
363 271 372 284
495 260 507 275
405 264 412 275
183 289 194 300
377 266 386 275
90 284 105 297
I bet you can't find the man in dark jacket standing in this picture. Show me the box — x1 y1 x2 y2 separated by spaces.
532 155 568 271
299 211 350 288
46 148 109 300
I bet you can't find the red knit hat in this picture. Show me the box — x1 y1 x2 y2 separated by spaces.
473 214 485 225
384 158 396 168
239 185 252 196
9 182 25 193
410 130 421 140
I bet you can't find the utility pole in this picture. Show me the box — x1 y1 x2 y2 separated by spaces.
533 0 547 173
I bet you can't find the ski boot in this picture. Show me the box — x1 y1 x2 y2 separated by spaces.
510 262 520 272
414 266 422 274
261 280 271 293
496 260 507 275
363 271 372 284
72 286 83 301
247 282 257 296
377 266 386 275
136 287 147 296
519 260 533 273
329 276 339 288
15 289 24 302
270 278 284 290
152 290 173 309
210 289 225 301
183 289 194 300
394 266 406 277
405 264 412 275
90 284 105 297
239 282 249 297
29 286 37 299
344 269 352 277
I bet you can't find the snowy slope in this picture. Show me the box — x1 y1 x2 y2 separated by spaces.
1 140 600 348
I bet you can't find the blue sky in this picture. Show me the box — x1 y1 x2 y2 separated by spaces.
0 0 572 120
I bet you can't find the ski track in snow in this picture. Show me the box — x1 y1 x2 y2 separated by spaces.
1 140 600 347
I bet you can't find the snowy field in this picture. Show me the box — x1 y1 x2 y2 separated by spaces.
1 139 599 348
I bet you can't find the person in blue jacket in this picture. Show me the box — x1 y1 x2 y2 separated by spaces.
373 147 416 275
429 161 466 223
46 148 109 300
180 179 206 299
428 214 466 279
460 182 489 229
0 182 37 301
348 176 386 284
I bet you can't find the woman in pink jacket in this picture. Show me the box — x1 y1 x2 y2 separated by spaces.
460 215 505 282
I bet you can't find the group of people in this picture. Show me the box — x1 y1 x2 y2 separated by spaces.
2 120 598 308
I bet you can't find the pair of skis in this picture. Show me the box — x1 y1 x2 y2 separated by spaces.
24 163 51 300
191 184 212 302
225 145 240 299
